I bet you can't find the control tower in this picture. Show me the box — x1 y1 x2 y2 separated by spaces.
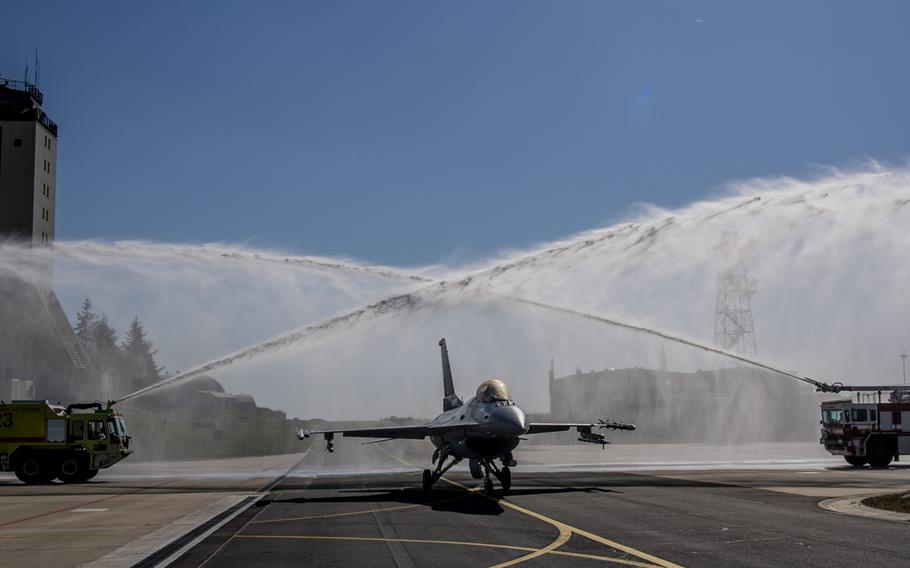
0 75 93 400
0 78 58 246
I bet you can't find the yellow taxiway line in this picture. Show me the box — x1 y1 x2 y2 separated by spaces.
375 445 683 568
248 492 473 525
234 534 658 567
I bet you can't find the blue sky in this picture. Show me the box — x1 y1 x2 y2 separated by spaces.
3 1 909 266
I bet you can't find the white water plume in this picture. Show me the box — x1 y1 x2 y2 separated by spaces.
3 163 910 425
0 240 430 378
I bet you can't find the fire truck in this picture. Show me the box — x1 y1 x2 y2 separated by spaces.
0 400 132 484
819 387 910 467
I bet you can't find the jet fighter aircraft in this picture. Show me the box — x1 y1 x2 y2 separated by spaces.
297 338 635 495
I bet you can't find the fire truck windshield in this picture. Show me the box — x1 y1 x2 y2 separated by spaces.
822 409 844 425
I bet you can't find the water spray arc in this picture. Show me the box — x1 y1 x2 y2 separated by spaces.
117 287 853 405
73 165 910 408
55 241 434 283
503 297 840 392
115 293 422 402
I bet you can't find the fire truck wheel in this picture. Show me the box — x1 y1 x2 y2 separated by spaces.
13 454 55 484
866 439 894 468
58 454 90 483
844 456 867 467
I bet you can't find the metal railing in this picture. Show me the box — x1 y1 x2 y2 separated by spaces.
0 77 43 105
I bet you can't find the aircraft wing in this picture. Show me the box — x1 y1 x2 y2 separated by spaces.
298 423 482 441
526 420 636 435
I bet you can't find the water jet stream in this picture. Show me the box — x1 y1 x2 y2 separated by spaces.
503 296 822 389
55 241 434 283
116 290 825 404
116 293 421 402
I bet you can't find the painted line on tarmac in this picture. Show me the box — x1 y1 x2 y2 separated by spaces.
192 450 317 567
123 495 260 568
375 445 682 568
121 449 313 568
0 479 174 529
248 491 472 525
233 534 657 567
257 449 312 493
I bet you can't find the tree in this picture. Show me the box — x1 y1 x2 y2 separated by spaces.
91 313 118 351
89 313 120 368
122 317 163 386
74 298 98 346
72 300 166 396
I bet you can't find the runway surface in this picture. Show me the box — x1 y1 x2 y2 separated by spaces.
2 443 909 567
175 442 910 568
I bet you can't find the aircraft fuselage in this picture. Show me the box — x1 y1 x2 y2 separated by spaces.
428 396 528 460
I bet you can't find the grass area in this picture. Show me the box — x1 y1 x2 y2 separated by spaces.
862 491 910 514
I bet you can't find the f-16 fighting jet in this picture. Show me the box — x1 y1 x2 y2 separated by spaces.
297 339 636 496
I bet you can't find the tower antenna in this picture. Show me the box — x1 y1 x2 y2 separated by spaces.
713 231 758 356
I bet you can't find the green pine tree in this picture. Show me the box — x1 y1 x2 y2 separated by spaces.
74 298 98 346
122 316 163 387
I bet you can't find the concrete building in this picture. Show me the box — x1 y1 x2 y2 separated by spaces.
0 78 92 401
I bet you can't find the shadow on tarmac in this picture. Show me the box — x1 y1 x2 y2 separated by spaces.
274 484 628 516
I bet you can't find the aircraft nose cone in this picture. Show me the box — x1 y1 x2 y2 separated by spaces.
493 406 528 436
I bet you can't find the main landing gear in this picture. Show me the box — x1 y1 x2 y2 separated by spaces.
423 447 462 494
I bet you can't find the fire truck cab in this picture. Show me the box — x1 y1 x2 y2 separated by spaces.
820 391 910 467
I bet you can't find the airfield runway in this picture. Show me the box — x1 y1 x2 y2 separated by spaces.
1 443 909 567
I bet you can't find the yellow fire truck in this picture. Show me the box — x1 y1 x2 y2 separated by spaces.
0 400 132 484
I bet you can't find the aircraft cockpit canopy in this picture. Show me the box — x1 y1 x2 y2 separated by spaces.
476 379 511 403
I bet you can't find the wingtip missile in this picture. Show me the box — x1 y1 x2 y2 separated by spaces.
598 419 636 431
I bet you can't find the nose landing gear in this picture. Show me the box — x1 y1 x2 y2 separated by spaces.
475 459 511 496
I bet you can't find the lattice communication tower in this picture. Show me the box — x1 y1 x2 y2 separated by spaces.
713 232 758 355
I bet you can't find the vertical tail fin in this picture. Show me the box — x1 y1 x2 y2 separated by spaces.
439 338 462 410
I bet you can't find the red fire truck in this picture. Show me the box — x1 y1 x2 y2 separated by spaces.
819 388 910 467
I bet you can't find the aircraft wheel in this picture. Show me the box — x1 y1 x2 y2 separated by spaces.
499 466 511 493
469 459 483 479
483 477 494 496
422 469 433 494
844 456 867 467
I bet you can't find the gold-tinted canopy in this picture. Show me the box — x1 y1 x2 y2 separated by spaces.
476 379 511 402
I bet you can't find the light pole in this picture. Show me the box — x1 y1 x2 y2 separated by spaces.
902 354 907 384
